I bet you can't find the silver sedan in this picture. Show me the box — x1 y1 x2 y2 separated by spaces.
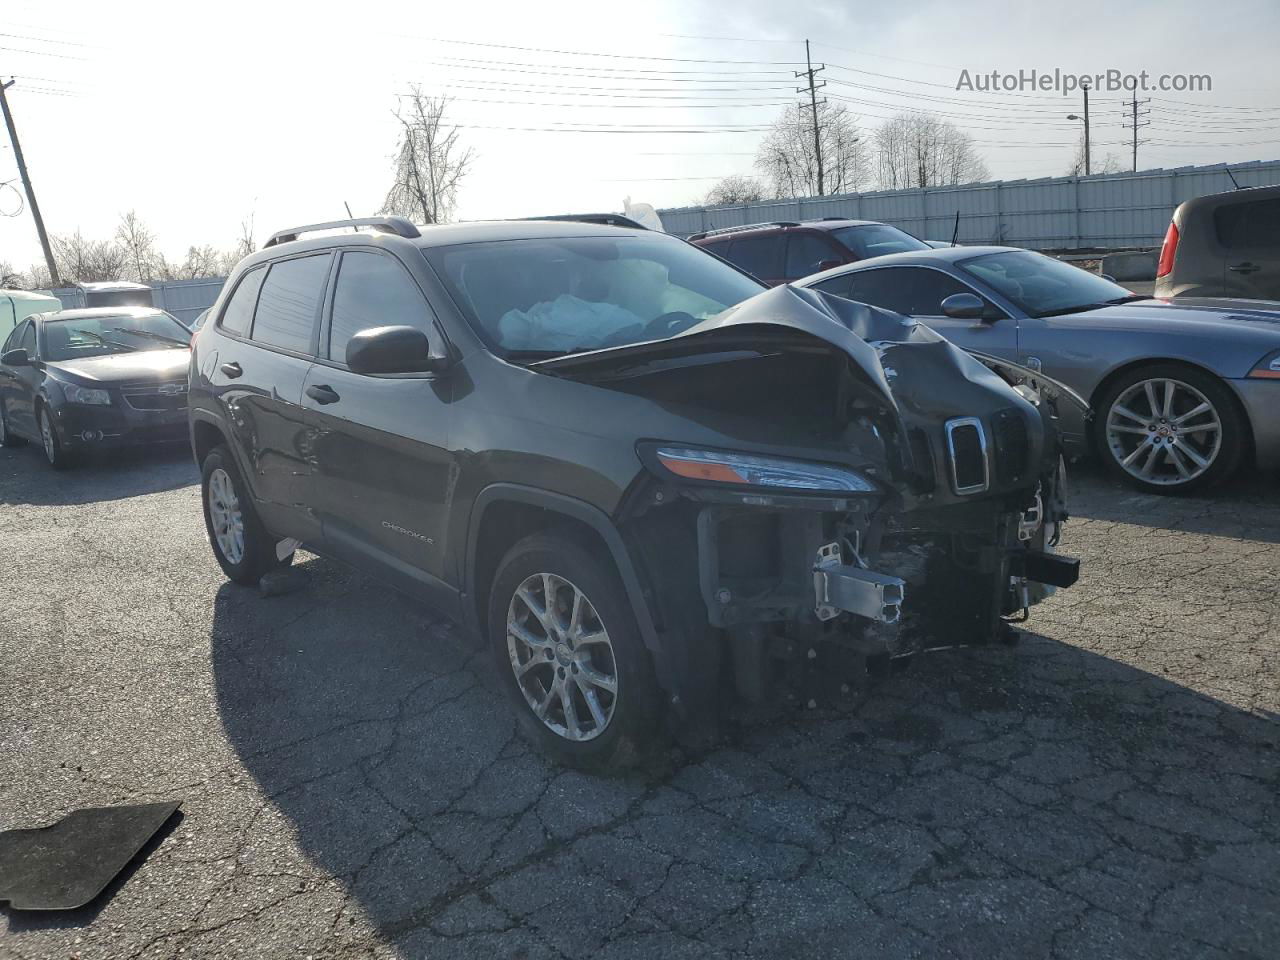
796 246 1280 494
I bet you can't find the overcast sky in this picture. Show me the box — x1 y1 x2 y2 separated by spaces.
2 0 1277 270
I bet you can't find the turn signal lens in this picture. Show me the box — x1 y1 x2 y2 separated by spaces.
654 446 877 493
1247 352 1280 379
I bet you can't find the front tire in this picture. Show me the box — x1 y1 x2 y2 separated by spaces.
37 405 75 470
200 444 291 585
1094 364 1245 494
487 533 661 770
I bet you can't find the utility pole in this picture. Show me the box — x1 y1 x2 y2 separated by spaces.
795 40 827 195
1082 81 1091 176
0 78 60 285
1125 97 1151 172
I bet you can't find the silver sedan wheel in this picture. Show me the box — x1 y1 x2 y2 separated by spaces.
1105 377 1222 486
207 467 245 564
506 572 618 742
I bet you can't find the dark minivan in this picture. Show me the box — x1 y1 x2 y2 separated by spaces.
188 216 1079 769
1155 183 1280 300
690 219 931 286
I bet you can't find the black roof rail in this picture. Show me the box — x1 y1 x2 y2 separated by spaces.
263 216 421 248
523 213 648 230
695 220 801 240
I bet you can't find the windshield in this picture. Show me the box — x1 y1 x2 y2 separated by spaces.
959 250 1138 317
42 312 191 362
424 235 764 356
829 224 930 259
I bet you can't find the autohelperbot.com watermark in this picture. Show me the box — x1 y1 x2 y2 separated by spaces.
956 68 1211 96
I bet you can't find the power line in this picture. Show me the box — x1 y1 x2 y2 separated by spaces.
0 43 86 61
399 34 804 66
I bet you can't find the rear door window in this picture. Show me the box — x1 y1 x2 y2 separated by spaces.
250 254 332 354
726 235 784 280
219 266 266 337
1215 198 1280 249
785 232 840 280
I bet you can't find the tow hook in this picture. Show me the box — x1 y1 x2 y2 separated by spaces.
813 541 906 624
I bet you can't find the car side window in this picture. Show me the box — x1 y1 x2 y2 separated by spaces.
20 321 37 356
328 251 433 363
250 254 331 355
726 235 783 279
785 232 839 280
219 266 266 337
1216 198 1280 249
809 274 855 299
1 321 22 354
846 268 991 317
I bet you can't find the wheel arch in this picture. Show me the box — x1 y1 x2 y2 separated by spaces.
191 416 227 467
464 484 662 665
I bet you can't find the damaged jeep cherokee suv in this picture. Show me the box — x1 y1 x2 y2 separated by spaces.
189 216 1081 769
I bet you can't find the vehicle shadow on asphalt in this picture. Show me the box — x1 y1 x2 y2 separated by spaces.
1065 461 1280 544
205 557 1279 956
0 443 197 506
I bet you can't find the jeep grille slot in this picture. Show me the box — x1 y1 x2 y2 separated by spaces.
945 417 989 495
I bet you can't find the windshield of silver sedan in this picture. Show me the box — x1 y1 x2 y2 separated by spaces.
959 250 1146 318
42 312 192 362
424 235 764 358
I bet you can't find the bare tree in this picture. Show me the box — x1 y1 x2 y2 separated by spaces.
380 89 474 224
51 230 128 284
20 262 54 290
0 261 21 288
704 174 767 206
1065 135 1123 176
755 103 870 198
874 113 989 190
115 210 158 283
158 245 222 281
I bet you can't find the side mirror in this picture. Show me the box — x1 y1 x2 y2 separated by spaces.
816 259 844 272
345 326 449 375
1 348 30 366
940 292 988 320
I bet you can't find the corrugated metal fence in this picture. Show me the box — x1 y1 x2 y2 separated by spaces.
47 277 226 326
656 160 1280 249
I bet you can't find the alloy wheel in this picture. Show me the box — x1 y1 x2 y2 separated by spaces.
506 572 618 742
207 467 245 564
1105 377 1222 486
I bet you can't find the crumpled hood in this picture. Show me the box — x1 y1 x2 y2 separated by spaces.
49 348 190 385
534 283 1017 415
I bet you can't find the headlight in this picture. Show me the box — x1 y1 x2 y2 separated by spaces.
652 445 877 493
1247 349 1280 379
62 383 112 405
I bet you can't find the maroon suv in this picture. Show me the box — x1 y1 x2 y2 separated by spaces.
690 219 931 286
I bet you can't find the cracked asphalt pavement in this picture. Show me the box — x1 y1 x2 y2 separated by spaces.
1 443 1277 959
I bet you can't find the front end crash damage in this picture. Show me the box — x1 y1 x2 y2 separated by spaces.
535 285 1083 706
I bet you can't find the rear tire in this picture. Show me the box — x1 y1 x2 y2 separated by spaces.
200 444 292 585
1094 364 1245 495
487 532 662 770
0 401 26 447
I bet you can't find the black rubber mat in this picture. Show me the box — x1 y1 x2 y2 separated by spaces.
0 801 181 910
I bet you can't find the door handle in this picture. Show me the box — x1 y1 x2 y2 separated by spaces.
306 384 340 405
1229 262 1261 274
220 362 243 378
